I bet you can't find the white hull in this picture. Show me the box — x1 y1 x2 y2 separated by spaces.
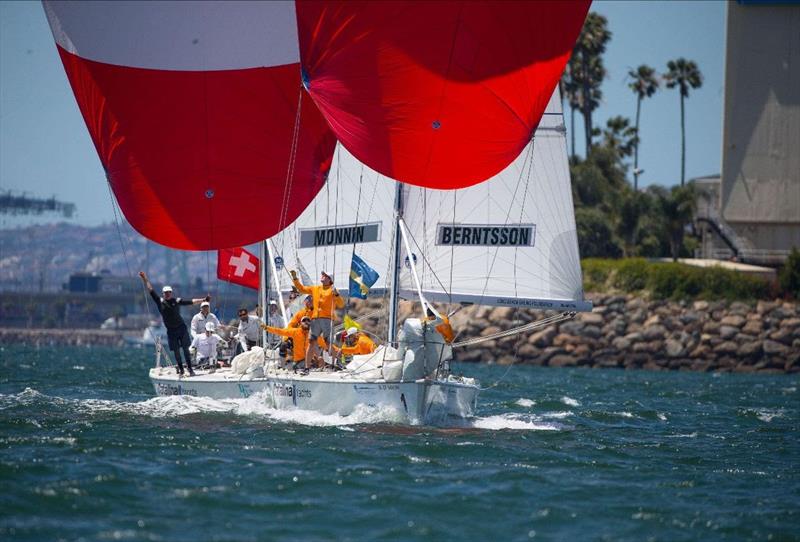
149 366 479 424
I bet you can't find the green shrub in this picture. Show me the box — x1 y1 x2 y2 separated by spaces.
582 258 771 301
779 248 800 299
612 258 649 291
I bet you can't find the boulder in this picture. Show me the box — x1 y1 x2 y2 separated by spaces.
693 300 709 311
739 341 762 359
559 321 585 335
728 301 751 315
642 324 667 341
719 326 739 340
769 328 794 345
579 312 604 326
582 325 602 339
780 317 800 329
612 337 631 351
713 341 739 355
756 300 779 315
720 315 746 328
517 343 540 359
763 340 789 356
553 333 580 347
480 325 502 337
680 311 702 325
665 339 685 358
689 344 711 359
703 321 721 335
633 340 662 354
540 346 566 362
529 326 557 347
489 307 514 321
741 320 763 336
626 297 646 310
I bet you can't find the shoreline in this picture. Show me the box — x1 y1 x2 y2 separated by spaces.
1 294 798 374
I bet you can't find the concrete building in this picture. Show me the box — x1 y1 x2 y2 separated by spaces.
698 1 800 265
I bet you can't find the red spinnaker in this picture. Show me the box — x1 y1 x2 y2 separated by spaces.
297 0 590 188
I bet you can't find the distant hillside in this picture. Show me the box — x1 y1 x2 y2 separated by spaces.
0 222 251 294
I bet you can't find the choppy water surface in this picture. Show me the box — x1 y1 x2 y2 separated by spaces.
1 345 798 541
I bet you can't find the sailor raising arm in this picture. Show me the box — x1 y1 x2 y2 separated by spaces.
139 271 209 377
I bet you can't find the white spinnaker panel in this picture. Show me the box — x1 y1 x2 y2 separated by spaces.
271 144 396 297
43 0 299 70
399 89 589 311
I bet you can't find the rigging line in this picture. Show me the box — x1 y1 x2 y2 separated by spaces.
278 88 305 235
473 312 575 391
104 177 150 324
344 162 366 316
474 137 534 305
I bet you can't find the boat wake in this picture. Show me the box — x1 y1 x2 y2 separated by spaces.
1 388 567 431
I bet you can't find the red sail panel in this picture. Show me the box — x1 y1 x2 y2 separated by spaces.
56 47 335 250
297 0 590 189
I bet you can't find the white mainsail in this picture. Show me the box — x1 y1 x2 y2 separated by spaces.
273 88 589 313
270 146 396 297
397 90 590 312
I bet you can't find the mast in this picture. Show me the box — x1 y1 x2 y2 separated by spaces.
387 181 404 344
259 240 268 346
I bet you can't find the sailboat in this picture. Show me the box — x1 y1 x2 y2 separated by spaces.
43 1 591 423
147 89 591 422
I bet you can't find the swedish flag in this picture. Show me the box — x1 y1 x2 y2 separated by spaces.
349 254 379 299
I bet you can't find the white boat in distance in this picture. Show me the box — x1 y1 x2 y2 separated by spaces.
148 89 589 424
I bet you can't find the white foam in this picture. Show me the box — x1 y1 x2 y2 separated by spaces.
613 411 635 418
515 398 536 407
540 411 573 419
560 396 580 407
754 408 784 423
470 414 561 431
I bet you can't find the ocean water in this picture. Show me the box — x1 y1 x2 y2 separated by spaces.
1 345 798 542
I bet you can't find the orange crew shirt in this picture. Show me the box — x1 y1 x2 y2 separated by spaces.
292 278 345 320
341 334 377 356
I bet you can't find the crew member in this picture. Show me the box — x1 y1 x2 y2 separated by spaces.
235 307 262 354
261 316 317 373
334 327 376 362
139 271 208 376
190 322 226 369
425 307 455 344
190 301 221 338
290 270 344 367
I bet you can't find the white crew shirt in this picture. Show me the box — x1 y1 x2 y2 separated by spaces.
237 315 262 342
190 311 222 338
190 332 224 360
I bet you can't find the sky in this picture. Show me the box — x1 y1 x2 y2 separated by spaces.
0 0 726 227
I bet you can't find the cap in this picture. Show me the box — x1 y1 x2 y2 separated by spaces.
205 322 216 331
200 301 210 308
269 300 277 306
321 271 333 282
346 327 358 337
300 316 311 324
162 285 173 293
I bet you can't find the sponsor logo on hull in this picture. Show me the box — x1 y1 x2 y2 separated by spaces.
157 382 197 397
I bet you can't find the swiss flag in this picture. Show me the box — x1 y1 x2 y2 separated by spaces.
217 247 260 290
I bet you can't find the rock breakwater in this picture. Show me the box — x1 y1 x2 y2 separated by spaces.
449 295 799 373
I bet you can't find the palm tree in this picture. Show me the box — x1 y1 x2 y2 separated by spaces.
601 116 638 160
560 65 580 160
664 58 703 186
572 12 611 156
627 65 659 191
652 183 697 260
